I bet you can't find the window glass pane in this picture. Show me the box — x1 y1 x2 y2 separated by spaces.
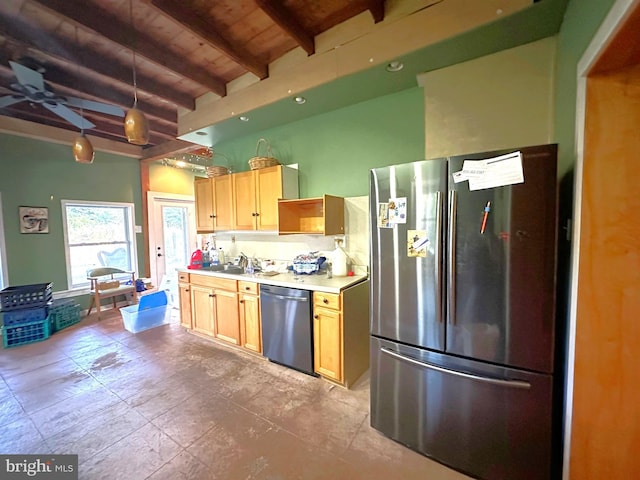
162 206 189 273
63 201 136 289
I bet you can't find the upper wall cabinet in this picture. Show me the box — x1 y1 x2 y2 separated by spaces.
233 165 299 231
278 195 344 235
194 175 234 233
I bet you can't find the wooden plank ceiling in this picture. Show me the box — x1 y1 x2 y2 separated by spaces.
0 0 384 153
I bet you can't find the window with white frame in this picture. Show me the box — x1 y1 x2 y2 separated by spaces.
62 200 137 289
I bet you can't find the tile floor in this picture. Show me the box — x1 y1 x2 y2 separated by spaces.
0 307 473 480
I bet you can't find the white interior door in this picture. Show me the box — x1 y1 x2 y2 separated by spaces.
148 192 195 300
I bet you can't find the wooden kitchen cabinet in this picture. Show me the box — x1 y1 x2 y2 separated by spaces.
278 195 344 235
313 280 370 388
189 274 239 344
233 165 299 231
194 175 234 232
195 177 214 232
238 280 261 353
214 288 240 345
190 283 215 337
178 272 192 329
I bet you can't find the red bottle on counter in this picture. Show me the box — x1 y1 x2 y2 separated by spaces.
188 249 203 269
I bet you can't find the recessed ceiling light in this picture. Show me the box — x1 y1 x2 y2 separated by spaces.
385 61 404 72
195 131 207 136
239 116 249 122
293 96 306 105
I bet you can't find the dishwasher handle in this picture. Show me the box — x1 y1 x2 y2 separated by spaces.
261 292 309 302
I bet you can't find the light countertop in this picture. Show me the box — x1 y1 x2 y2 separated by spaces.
178 268 367 294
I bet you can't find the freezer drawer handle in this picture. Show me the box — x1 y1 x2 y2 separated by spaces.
380 347 531 390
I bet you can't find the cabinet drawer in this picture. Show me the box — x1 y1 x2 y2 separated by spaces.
238 281 258 295
313 291 340 310
189 274 237 291
178 272 189 283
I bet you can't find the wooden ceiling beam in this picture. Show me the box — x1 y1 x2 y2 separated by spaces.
150 0 268 79
367 0 386 23
0 12 195 110
30 0 227 96
255 0 315 56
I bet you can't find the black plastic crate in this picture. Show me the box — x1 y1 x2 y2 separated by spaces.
2 318 50 348
1 306 48 327
0 283 53 312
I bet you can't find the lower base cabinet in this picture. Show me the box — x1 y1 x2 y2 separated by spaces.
238 281 261 353
313 280 370 388
178 273 369 389
178 273 192 329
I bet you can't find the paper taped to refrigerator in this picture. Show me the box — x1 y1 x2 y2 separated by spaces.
452 151 524 191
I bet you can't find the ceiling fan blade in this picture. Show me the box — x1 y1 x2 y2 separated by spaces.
65 97 125 117
0 95 26 109
9 61 45 92
42 102 95 130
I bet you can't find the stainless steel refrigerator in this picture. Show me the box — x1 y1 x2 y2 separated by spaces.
369 144 559 480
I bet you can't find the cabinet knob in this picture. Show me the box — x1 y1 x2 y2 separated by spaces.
209 214 214 218
323 298 328 304
239 300 244 304
314 314 319 319
245 286 250 290
209 293 215 298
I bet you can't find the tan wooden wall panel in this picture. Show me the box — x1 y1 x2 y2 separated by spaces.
571 68 640 479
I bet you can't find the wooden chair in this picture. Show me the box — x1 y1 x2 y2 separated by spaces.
87 267 137 320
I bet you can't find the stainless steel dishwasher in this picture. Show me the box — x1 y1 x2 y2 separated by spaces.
259 284 316 376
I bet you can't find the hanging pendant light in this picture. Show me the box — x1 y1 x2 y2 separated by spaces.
124 0 149 145
73 132 94 163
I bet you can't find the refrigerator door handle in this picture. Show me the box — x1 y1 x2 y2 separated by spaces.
447 190 457 325
435 191 443 323
380 347 531 389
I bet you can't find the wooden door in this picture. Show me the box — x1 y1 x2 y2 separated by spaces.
255 166 283 230
178 283 192 328
239 293 261 353
214 289 240 344
213 174 234 231
194 178 214 231
313 306 343 382
232 170 257 230
190 284 215 336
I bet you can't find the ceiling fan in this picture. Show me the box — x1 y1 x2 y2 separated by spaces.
0 60 125 130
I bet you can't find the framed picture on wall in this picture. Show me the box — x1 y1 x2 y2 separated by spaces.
19 206 49 234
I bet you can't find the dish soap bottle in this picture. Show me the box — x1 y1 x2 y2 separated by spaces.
332 238 348 277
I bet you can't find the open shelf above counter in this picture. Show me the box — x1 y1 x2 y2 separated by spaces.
278 194 344 235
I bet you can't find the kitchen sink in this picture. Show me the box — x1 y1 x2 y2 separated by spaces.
202 264 245 275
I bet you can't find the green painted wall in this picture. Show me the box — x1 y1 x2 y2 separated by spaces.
214 87 425 198
554 0 616 175
0 133 145 295
148 163 196 195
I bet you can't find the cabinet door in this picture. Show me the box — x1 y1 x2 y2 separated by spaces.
178 283 192 328
213 175 234 231
313 306 343 382
239 293 261 353
191 284 215 336
215 289 240 345
195 178 214 231
232 171 257 230
255 166 282 230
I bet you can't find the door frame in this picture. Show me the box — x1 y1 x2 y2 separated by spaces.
0 192 8 289
146 191 196 289
565 0 639 478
